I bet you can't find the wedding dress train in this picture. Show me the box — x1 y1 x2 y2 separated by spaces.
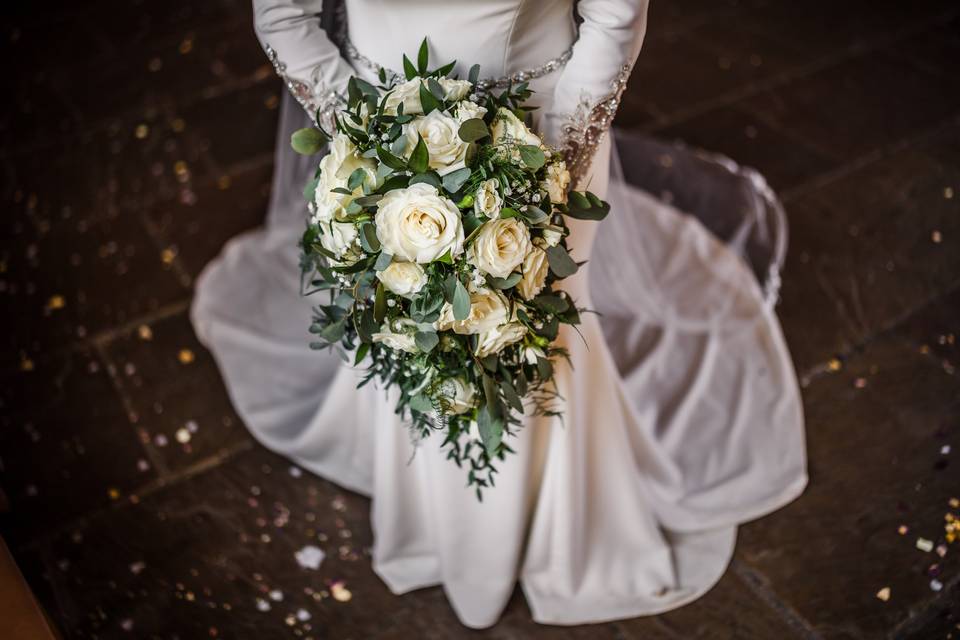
191 0 807 628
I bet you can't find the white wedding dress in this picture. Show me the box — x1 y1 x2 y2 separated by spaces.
191 0 808 628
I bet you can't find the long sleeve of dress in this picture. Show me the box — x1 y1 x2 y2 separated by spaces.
541 0 650 186
252 0 356 130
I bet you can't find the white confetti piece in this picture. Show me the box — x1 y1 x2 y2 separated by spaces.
295 545 326 570
916 537 934 552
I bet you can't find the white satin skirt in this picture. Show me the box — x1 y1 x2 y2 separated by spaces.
190 94 807 628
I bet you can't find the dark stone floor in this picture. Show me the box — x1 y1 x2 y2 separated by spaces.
2 1 959 638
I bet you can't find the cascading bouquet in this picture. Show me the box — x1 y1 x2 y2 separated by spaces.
291 41 609 497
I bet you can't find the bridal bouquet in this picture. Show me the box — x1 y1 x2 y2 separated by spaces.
292 41 609 496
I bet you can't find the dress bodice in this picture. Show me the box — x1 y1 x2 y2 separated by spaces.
344 0 576 84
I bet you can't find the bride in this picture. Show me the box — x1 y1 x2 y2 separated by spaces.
191 0 808 629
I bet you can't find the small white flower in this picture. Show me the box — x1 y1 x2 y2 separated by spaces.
541 160 571 204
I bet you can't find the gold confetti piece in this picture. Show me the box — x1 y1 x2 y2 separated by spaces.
931 230 942 243
917 537 934 552
265 94 280 109
108 488 121 500
171 118 186 133
876 587 891 602
20 357 35 372
330 581 352 602
827 358 842 372
179 38 194 54
161 246 178 264
950 498 959 509
173 160 189 177
945 187 954 200
46 295 65 311
135 124 149 139
897 525 908 535
138 325 153 340
178 349 195 364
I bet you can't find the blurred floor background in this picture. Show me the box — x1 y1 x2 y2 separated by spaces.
1 0 959 638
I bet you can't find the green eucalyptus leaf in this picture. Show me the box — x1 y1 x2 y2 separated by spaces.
290 128 327 155
468 63 481 85
347 167 368 192
441 167 472 194
565 190 611 220
409 393 434 414
458 118 489 143
360 224 381 253
533 293 569 314
303 176 320 202
518 145 546 170
545 244 579 278
414 330 439 353
476 405 503 456
452 279 471 321
409 171 441 189
376 144 407 170
354 341 370 365
374 252 393 271
427 77 445 101
487 272 522 290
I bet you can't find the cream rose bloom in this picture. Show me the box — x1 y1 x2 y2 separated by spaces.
319 220 359 262
490 107 542 147
517 246 549 300
383 78 424 115
377 261 427 296
375 183 465 263
441 377 475 415
542 160 571 204
468 218 531 279
312 134 377 223
383 77 472 115
476 322 527 357
436 288 507 335
473 179 503 218
372 319 418 353
405 110 470 175
456 100 487 122
540 227 563 247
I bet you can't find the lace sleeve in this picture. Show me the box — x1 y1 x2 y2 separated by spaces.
540 0 649 187
253 0 355 131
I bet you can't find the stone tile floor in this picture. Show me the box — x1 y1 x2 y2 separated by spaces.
1 0 958 638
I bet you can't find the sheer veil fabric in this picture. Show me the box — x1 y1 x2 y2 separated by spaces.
191 0 807 628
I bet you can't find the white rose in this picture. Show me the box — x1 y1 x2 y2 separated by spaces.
467 218 531 279
540 227 563 247
377 261 427 296
313 134 377 222
375 183 465 263
456 100 487 122
541 160 571 204
372 320 418 353
475 322 527 357
437 77 472 101
319 220 359 261
490 107 542 147
440 377 475 415
436 288 507 335
383 78 424 115
517 246 549 300
405 110 470 175
473 179 503 218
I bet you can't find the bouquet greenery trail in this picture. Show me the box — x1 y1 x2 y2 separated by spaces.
291 40 609 497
